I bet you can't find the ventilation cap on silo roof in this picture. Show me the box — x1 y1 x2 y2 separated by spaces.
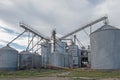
0 45 17 51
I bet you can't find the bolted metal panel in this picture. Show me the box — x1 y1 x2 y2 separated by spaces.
55 41 67 53
19 51 34 69
0 46 18 70
41 42 51 66
49 52 64 67
90 24 120 69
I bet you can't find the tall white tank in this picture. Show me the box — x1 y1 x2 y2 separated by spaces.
90 24 120 69
0 45 18 70
41 42 51 66
68 45 81 67
64 53 73 68
55 41 67 53
49 52 64 67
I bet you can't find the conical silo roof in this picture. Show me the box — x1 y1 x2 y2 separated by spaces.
0 45 17 51
20 50 32 54
95 24 119 32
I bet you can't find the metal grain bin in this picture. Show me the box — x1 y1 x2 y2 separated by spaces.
90 24 120 69
41 42 51 66
34 53 42 69
19 51 34 69
0 45 18 70
68 45 81 67
49 52 64 67
64 53 73 68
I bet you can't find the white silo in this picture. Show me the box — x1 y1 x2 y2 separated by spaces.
49 52 64 67
41 42 51 66
68 44 81 67
64 53 73 68
90 24 120 69
0 45 18 70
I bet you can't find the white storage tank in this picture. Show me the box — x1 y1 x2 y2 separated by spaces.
0 45 18 70
49 52 64 67
90 24 120 69
41 42 51 66
68 45 81 67
64 53 73 68
19 51 34 69
55 41 67 53
87 46 91 67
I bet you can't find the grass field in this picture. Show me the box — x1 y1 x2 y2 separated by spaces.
0 69 65 78
0 68 120 79
62 68 120 79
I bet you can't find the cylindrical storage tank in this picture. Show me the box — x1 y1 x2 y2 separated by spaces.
41 42 51 66
68 45 79 56
87 47 91 67
64 53 73 68
64 53 69 67
68 45 81 67
90 24 120 69
0 45 18 70
19 51 34 69
34 53 42 69
55 41 67 53
49 52 64 67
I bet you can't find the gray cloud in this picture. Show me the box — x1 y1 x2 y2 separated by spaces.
0 0 120 47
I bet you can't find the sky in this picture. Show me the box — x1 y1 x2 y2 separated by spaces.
0 0 120 51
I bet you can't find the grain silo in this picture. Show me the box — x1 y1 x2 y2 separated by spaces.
49 52 64 67
68 44 81 67
41 42 51 66
64 53 73 68
19 51 34 69
34 53 42 69
90 24 120 69
0 45 18 70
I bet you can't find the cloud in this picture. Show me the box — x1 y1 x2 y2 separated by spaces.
0 0 120 49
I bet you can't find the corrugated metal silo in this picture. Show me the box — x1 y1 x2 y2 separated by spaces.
41 42 51 66
87 47 91 67
64 53 73 68
68 45 81 67
90 24 120 69
19 51 34 69
34 53 42 69
49 52 64 67
0 45 18 70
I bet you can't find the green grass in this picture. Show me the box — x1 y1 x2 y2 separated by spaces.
0 69 66 78
63 68 120 79
0 68 120 79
